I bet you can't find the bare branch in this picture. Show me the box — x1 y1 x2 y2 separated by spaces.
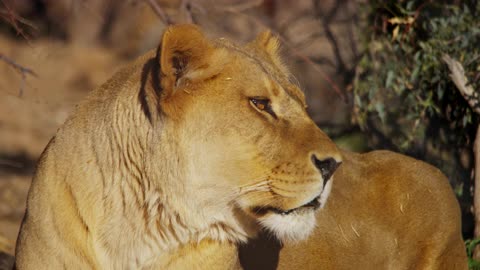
286 46 346 100
277 10 312 35
0 9 37 31
0 54 36 77
180 0 196 23
0 53 37 96
0 0 36 41
307 56 336 69
222 9 347 102
442 54 480 114
144 0 173 25
347 7 359 61
0 158 23 169
216 0 263 13
473 125 480 255
312 0 347 74
293 31 325 50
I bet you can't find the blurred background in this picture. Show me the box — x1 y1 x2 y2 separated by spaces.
0 0 478 263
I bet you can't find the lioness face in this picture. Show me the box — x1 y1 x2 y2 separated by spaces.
158 25 342 242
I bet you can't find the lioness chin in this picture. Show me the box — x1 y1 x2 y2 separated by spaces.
15 24 467 270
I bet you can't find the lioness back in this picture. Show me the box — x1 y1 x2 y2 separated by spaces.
273 150 467 269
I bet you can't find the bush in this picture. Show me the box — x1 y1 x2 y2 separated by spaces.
354 0 479 206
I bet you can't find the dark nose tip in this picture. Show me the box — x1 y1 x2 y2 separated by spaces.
311 156 341 185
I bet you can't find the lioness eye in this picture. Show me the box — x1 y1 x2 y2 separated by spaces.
249 97 277 119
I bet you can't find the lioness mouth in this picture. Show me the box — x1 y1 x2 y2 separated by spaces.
253 195 321 216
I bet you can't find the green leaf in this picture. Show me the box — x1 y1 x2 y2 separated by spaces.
410 66 420 82
385 70 395 88
375 103 386 123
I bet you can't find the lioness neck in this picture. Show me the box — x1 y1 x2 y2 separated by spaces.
17 57 250 269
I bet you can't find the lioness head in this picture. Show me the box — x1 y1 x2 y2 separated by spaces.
146 25 342 243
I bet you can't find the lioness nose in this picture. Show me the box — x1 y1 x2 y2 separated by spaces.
311 156 341 185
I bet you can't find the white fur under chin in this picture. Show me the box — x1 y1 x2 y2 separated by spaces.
258 178 334 243
259 210 316 243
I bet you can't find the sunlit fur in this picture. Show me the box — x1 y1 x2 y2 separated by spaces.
15 24 342 269
15 24 467 270
259 210 317 242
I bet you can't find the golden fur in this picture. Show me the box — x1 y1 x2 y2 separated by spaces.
15 24 467 269
238 150 468 269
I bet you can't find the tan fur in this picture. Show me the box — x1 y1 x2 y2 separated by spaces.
243 150 468 269
14 25 467 269
167 151 468 270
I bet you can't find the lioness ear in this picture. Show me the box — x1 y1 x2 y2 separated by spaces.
254 30 281 57
159 24 225 97
252 31 288 73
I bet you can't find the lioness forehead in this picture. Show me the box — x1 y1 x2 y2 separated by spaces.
215 38 306 107
261 77 306 108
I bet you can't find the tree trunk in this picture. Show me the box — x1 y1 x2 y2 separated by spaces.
474 125 480 259
443 54 480 258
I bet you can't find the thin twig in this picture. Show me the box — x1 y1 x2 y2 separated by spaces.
216 0 263 13
289 47 347 102
277 10 312 35
0 158 24 169
307 56 336 69
0 0 35 41
0 53 37 96
222 8 347 102
312 0 347 74
0 54 37 77
144 0 173 25
180 0 193 23
347 7 359 61
293 31 325 50
0 10 37 31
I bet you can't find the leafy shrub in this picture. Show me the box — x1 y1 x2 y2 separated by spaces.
354 1 479 200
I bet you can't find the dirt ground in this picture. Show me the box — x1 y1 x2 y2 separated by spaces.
0 0 358 255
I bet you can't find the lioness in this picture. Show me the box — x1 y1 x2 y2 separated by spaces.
15 24 467 269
